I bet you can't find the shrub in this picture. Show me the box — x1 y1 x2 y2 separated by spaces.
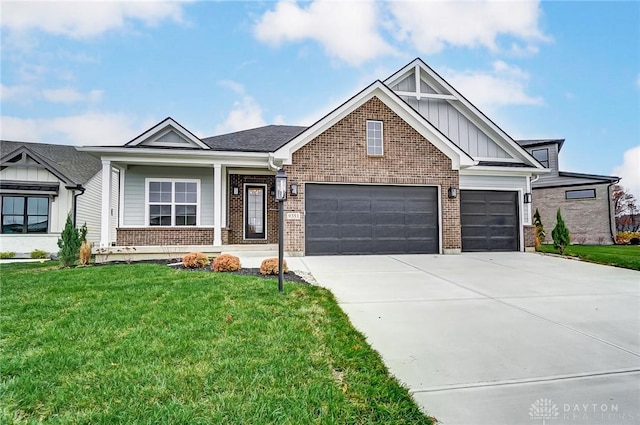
182 252 210 269
631 237 640 246
30 249 48 259
0 252 15 259
212 254 241 272
533 208 545 250
552 209 570 255
79 241 92 266
260 257 289 275
616 231 640 244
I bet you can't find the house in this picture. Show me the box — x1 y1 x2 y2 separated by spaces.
517 139 619 244
78 58 548 257
0 141 104 255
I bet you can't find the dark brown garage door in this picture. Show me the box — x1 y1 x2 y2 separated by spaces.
460 190 519 252
305 184 439 255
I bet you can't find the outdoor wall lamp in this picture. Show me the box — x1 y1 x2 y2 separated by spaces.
270 186 275 197
290 182 298 196
232 185 239 195
448 186 458 199
524 192 532 204
275 169 287 201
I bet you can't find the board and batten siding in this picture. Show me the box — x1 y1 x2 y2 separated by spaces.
122 166 214 227
392 75 511 159
459 174 530 224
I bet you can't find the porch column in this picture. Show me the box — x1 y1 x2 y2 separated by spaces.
100 160 112 247
213 164 222 246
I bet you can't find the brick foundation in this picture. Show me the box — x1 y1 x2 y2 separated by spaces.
117 228 215 246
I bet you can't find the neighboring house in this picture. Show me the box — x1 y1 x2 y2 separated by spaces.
79 58 549 256
517 139 619 244
0 141 104 255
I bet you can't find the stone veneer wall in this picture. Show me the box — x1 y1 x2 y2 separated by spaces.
117 228 214 246
282 96 460 254
227 174 278 244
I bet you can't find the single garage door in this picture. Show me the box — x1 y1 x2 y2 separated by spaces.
305 184 439 255
460 190 519 252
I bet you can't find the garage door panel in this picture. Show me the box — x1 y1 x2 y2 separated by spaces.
461 190 519 252
306 184 439 255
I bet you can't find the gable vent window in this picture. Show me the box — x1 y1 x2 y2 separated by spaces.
147 179 199 226
565 189 596 200
366 120 384 156
531 148 549 168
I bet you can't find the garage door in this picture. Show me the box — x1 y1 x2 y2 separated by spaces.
460 190 519 252
305 184 439 255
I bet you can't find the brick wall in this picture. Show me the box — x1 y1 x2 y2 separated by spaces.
117 228 214 246
532 183 615 245
523 225 535 251
227 174 278 244
283 96 460 254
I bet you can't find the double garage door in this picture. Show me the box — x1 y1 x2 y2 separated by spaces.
304 185 519 255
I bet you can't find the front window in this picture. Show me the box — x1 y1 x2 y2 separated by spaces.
366 120 383 156
531 148 549 168
566 189 596 200
1 196 49 233
147 180 199 226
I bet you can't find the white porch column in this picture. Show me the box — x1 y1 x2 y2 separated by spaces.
100 160 112 247
213 164 222 246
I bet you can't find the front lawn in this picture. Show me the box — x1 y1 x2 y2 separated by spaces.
0 262 433 424
538 244 640 270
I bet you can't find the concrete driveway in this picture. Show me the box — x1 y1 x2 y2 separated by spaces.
300 253 640 425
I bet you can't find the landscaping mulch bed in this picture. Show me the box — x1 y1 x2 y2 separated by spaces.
169 264 310 284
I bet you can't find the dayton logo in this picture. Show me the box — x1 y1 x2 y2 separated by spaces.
529 398 560 424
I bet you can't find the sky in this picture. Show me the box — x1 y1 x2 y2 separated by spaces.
1 1 639 197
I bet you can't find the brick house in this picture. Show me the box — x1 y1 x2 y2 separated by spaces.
80 58 549 256
517 139 619 244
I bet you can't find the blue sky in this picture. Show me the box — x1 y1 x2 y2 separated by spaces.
1 1 638 196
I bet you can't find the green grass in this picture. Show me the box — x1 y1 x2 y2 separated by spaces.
0 262 433 424
538 244 640 270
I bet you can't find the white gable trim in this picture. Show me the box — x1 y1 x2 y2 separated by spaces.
126 117 210 150
273 81 476 169
385 59 545 170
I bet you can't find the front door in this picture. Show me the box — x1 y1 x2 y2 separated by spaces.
245 186 265 239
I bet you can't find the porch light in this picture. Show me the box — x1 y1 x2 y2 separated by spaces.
275 169 287 201
524 192 532 204
290 182 298 196
448 186 457 199
232 185 239 195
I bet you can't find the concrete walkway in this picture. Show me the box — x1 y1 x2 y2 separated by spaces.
294 253 640 425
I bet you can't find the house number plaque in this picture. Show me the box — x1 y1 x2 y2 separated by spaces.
286 212 301 220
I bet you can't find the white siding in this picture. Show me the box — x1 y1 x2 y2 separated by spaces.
122 166 214 226
460 174 530 224
76 172 102 245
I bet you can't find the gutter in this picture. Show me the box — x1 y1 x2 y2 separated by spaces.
267 154 281 171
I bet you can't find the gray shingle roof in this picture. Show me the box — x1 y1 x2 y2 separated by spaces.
1 140 102 185
516 138 565 152
201 125 307 152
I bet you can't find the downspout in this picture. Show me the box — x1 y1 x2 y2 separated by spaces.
607 180 620 244
66 184 86 227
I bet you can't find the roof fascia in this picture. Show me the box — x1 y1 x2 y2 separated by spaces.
125 117 210 150
0 145 75 184
461 165 550 177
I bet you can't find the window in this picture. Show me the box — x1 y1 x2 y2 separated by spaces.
1 196 49 234
531 148 549 168
147 180 199 226
566 189 596 200
366 120 383 156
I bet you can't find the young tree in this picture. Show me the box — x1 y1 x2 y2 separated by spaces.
612 185 639 231
552 209 570 255
57 214 83 267
533 208 545 250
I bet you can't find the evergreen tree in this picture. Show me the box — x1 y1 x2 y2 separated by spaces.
533 208 545 250
551 209 570 254
57 214 82 267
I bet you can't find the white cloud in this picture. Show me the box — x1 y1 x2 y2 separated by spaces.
42 88 104 104
613 145 640 199
254 0 393 66
442 61 543 112
217 80 246 96
1 1 186 38
214 97 267 135
388 0 549 54
0 113 151 146
0 83 39 104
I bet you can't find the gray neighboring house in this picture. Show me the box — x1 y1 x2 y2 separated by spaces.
0 140 104 255
517 139 619 244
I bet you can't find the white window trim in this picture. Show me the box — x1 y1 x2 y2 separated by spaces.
243 183 268 240
144 178 201 227
366 120 384 156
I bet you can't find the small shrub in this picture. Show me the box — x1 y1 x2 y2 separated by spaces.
182 252 210 269
260 257 289 275
79 241 92 266
533 208 545 250
631 237 640 246
552 209 570 255
616 231 640 244
212 254 241 272
0 252 16 259
29 249 47 259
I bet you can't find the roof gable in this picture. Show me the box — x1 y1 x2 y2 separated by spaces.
385 59 544 169
126 117 209 150
273 80 475 169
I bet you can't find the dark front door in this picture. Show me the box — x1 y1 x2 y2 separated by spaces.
245 186 265 239
305 184 439 255
460 190 519 252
